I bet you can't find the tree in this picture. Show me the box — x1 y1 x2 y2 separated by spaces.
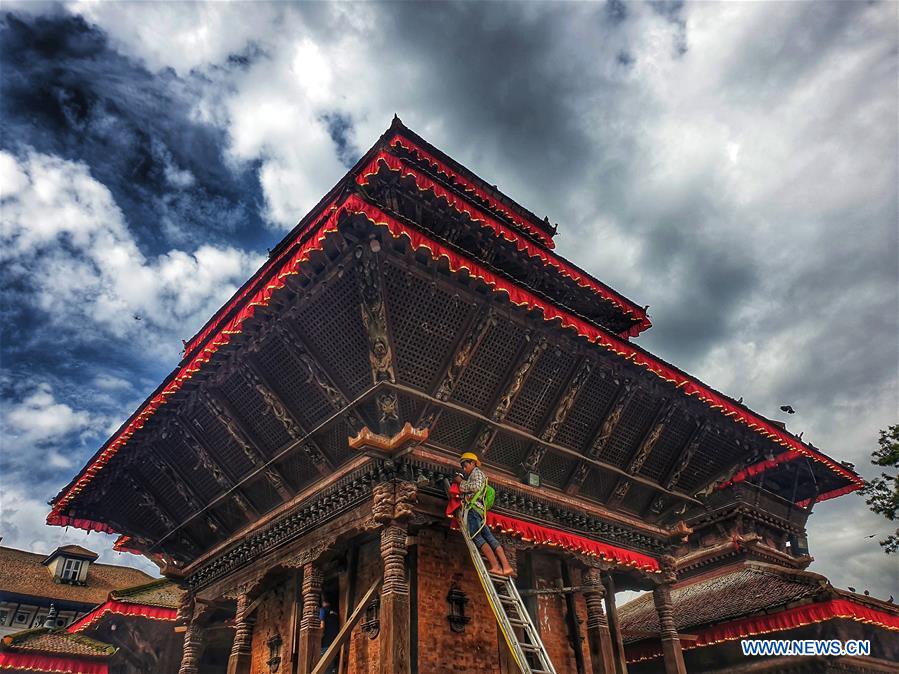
860 424 899 553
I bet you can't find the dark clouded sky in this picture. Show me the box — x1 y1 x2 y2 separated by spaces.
1 2 896 597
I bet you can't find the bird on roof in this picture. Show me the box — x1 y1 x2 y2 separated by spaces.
780 405 796 414
864 590 870 596
889 596 894 603
737 397 743 404
848 586 856 592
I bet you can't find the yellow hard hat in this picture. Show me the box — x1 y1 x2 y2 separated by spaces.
459 452 480 466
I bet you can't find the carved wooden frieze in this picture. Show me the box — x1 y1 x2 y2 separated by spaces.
187 463 381 590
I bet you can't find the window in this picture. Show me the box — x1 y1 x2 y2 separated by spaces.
61 558 82 582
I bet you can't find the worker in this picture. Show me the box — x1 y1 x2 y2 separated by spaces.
453 452 514 576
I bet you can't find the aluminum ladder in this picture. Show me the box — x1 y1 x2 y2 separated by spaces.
459 508 557 674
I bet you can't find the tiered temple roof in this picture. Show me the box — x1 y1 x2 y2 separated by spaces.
48 118 862 577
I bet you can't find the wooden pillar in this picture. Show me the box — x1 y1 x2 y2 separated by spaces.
178 599 206 674
227 591 254 674
584 568 616 674
602 575 628 674
652 582 687 674
379 522 410 674
298 563 323 674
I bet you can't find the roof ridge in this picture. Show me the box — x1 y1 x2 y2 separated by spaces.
110 577 171 599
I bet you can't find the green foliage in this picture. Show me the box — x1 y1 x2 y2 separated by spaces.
860 424 899 553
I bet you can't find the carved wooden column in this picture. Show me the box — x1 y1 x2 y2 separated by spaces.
584 568 616 674
178 598 206 674
297 563 323 674
379 521 410 674
652 563 687 674
602 575 628 674
226 591 254 674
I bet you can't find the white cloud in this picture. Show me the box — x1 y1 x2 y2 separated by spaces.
0 484 159 577
0 148 265 359
3 383 92 447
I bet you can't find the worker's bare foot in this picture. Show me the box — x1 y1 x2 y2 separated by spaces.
488 566 504 575
501 567 515 576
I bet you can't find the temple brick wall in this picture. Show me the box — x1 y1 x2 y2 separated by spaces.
346 539 381 674
416 526 503 674
250 580 294 674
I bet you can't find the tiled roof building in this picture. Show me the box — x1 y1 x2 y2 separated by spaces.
621 561 899 673
0 545 153 635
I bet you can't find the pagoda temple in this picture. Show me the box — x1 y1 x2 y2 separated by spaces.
49 118 897 674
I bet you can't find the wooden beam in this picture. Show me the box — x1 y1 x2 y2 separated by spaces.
354 240 396 385
662 422 707 492
472 335 547 459
239 357 334 475
521 356 593 474
121 470 201 556
492 336 547 423
418 304 496 430
310 577 383 674
389 381 701 506
173 413 260 522
201 388 294 500
277 320 364 433
565 381 636 495
607 402 676 508
146 446 229 538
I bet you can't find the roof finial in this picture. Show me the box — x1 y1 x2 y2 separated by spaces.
43 604 58 629
390 114 404 130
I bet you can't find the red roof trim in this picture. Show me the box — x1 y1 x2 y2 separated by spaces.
445 483 659 572
388 134 557 248
67 600 177 634
48 193 860 535
357 151 651 337
626 597 899 662
0 652 108 674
